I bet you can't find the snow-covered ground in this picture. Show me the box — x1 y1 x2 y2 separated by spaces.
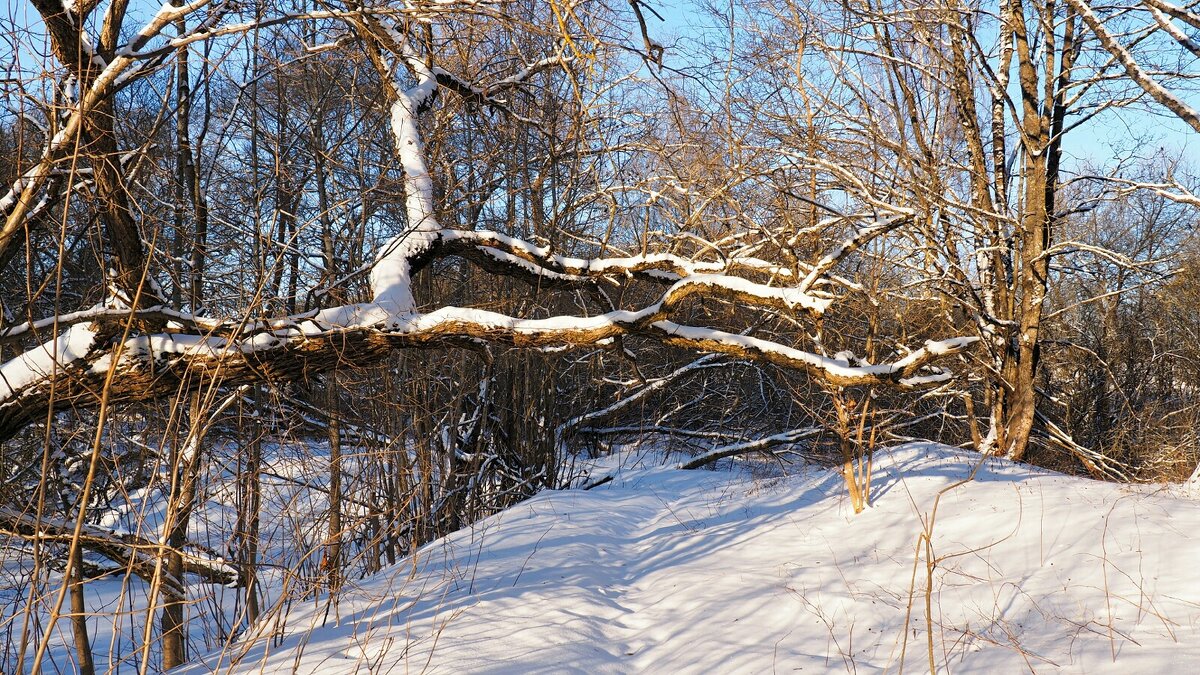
0 440 336 674
177 443 1200 673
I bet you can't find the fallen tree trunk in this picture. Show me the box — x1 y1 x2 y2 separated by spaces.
0 506 238 588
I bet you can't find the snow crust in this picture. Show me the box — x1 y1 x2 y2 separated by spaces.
181 443 1200 673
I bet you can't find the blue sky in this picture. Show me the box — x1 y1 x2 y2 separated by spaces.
644 0 1199 173
3 0 1195 174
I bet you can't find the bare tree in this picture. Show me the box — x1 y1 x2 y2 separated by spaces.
0 1 976 670
712 0 1195 471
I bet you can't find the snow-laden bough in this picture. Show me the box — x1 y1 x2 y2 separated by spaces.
0 8 977 443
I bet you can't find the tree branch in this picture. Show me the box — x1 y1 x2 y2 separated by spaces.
0 506 238 588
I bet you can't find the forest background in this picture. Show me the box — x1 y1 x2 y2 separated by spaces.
2 0 1200 670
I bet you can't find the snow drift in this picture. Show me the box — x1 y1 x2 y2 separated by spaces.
181 443 1200 673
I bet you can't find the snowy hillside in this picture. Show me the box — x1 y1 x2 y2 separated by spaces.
181 444 1200 673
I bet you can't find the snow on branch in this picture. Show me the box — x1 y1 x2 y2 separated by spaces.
437 229 806 284
651 325 975 389
1142 0 1200 33
0 12 978 443
675 427 823 470
581 427 823 488
1077 173 1200 208
0 0 232 268
0 251 975 441
558 354 725 435
1065 0 1200 134
432 54 571 107
798 215 909 294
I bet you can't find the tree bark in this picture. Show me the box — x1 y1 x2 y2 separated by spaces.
69 543 96 675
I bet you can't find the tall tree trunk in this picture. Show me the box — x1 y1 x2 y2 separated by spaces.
69 542 95 675
161 392 206 670
236 387 263 627
325 376 343 595
1004 0 1075 461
